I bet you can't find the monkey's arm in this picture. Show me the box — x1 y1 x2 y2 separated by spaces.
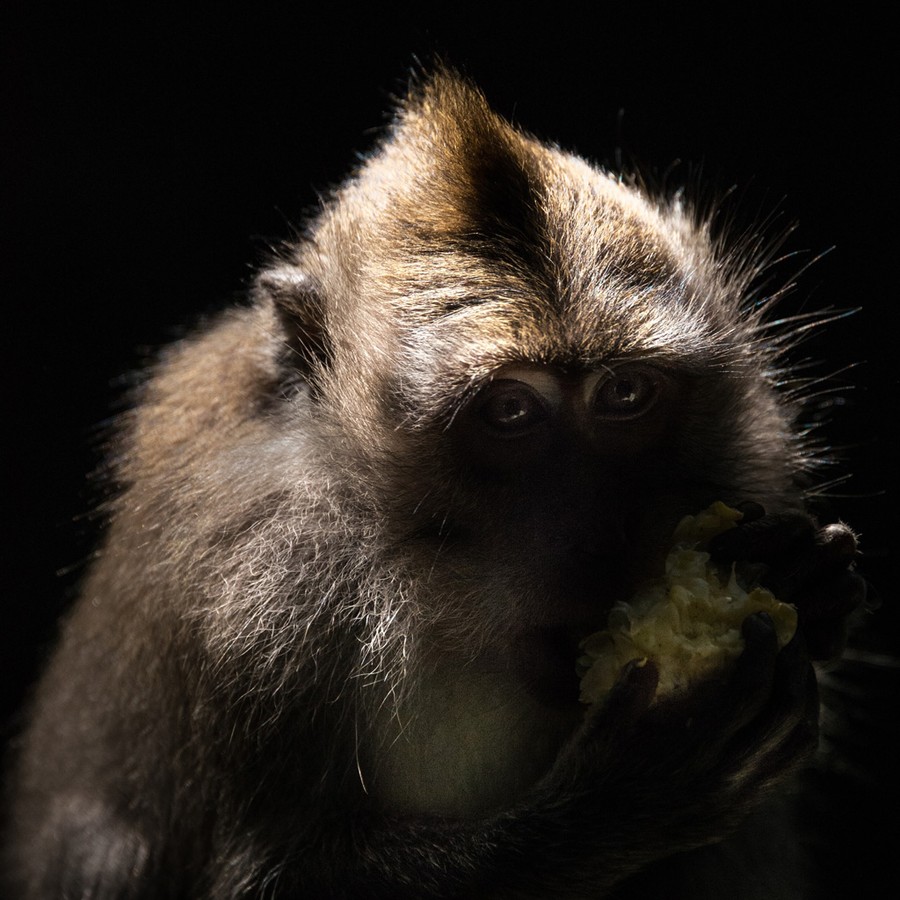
310 616 817 899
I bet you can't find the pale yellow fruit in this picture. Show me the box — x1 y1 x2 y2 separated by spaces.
577 502 797 706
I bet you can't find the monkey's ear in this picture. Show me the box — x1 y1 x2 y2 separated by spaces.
255 263 332 381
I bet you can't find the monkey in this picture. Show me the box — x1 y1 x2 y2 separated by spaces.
2 68 866 898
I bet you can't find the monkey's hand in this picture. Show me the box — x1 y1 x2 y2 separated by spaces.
517 613 818 894
708 504 867 660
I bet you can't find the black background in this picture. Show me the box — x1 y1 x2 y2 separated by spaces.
3 3 897 891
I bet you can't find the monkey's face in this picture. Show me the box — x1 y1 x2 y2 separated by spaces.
445 362 679 610
267 77 799 706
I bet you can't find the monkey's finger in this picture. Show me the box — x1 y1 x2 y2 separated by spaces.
793 566 867 660
723 630 818 781
726 612 780 717
767 523 860 603
708 512 813 567
816 522 858 563
684 613 780 762
582 659 659 741
554 659 659 784
768 632 819 742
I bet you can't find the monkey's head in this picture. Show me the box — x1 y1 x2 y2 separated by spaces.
252 71 803 699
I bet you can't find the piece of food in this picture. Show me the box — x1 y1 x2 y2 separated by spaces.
577 501 797 706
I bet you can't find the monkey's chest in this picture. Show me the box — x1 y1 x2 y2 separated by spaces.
367 667 579 817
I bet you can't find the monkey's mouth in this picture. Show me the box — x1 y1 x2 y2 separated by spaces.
515 626 593 706
510 557 646 706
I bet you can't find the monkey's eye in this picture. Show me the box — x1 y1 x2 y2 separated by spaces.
591 367 661 420
476 381 551 435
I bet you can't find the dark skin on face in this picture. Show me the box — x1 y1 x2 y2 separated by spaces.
445 363 687 703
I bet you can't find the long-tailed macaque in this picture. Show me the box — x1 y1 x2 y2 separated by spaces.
3 69 864 898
